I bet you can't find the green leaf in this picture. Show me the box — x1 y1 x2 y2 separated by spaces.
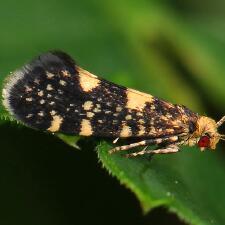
56 134 80 149
1 0 225 224
98 142 225 225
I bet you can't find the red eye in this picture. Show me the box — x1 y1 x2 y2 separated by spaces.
198 136 210 148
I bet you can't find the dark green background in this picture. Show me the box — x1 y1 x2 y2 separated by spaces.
1 1 225 224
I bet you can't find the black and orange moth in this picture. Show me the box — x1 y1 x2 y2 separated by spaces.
2 51 225 157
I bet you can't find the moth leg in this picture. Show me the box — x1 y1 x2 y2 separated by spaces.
113 137 119 144
109 140 155 154
142 145 149 152
125 145 180 158
109 136 178 154
124 146 149 157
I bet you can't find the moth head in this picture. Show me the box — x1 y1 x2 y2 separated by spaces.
193 116 225 151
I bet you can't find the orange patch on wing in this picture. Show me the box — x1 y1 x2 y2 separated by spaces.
83 101 93 111
120 123 132 137
79 119 93 136
126 88 153 111
77 67 100 92
47 115 63 132
137 125 145 136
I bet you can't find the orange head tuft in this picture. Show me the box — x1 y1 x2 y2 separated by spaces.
189 116 225 151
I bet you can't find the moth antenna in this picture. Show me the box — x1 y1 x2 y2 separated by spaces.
217 116 225 127
216 134 225 141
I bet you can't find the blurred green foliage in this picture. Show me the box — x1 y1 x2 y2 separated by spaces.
1 1 225 225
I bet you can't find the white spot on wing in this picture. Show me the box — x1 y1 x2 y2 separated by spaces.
25 86 32 92
38 111 44 117
46 72 55 79
59 80 67 86
34 78 40 84
138 119 145 124
93 108 101 113
26 97 33 102
38 91 44 96
50 110 56 116
87 112 94 118
125 115 132 120
40 99 45 104
116 106 122 112
62 70 71 77
46 84 53 91
26 114 33 118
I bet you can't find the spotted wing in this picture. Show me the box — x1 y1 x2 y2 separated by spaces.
2 51 198 138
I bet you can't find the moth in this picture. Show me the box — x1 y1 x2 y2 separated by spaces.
2 51 225 157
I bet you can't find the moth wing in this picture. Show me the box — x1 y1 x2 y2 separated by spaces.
2 51 196 138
